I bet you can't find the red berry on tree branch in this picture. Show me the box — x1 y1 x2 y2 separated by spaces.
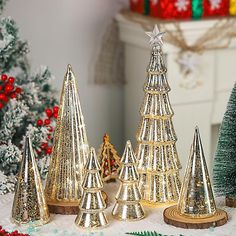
8 76 15 83
53 106 59 113
15 87 22 94
1 74 7 81
0 103 3 109
45 147 52 155
44 118 50 125
37 119 43 126
45 108 53 117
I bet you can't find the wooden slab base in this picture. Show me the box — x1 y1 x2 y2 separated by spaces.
164 205 228 229
226 197 236 207
47 191 108 215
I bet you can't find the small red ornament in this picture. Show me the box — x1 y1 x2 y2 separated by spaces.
8 76 15 83
40 142 48 149
0 93 6 101
10 92 17 99
53 106 59 113
0 85 3 91
45 108 53 117
2 96 8 102
1 74 7 81
53 113 58 119
44 118 51 125
45 147 52 154
15 87 22 94
0 103 3 109
47 134 52 140
37 119 43 126
5 84 14 93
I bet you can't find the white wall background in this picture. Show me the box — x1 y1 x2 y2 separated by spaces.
3 0 128 152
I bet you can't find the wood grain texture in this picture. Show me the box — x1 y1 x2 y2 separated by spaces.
47 191 108 215
163 205 228 229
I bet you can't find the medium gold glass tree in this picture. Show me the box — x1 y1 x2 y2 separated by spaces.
136 25 181 206
45 65 89 214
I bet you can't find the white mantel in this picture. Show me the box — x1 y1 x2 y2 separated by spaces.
116 13 236 175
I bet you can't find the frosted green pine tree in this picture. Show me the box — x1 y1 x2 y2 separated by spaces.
0 1 57 194
214 83 236 206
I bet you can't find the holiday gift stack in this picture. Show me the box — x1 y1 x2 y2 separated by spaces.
130 0 236 19
4 24 236 235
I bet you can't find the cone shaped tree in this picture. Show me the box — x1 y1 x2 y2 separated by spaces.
98 134 120 182
12 136 50 226
136 25 181 206
163 127 228 229
178 127 216 218
75 147 108 229
45 65 89 214
214 83 236 207
112 140 145 221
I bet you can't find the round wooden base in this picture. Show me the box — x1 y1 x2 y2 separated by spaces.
163 205 228 229
47 191 109 215
226 197 236 207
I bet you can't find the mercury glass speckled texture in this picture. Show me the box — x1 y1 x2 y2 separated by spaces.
11 136 50 226
136 30 182 206
177 127 216 218
75 148 108 229
45 65 89 204
112 141 145 221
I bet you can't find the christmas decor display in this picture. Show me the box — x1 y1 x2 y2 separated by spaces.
164 127 228 229
0 226 29 236
203 0 229 18
130 0 149 15
112 140 145 221
150 0 192 19
75 147 108 229
136 25 181 206
98 134 120 182
45 65 89 215
0 2 57 194
214 83 236 207
230 0 236 15
11 135 50 226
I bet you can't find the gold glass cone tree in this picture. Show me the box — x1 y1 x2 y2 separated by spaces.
75 147 108 229
45 65 89 214
98 134 120 182
136 25 181 206
164 127 228 229
112 140 145 221
12 136 50 226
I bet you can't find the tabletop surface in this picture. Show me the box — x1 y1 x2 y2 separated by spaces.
1 182 236 236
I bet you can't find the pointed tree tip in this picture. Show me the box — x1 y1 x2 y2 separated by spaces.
126 140 132 146
103 133 110 142
67 64 72 70
194 126 200 134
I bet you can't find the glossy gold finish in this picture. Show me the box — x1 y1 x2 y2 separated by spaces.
45 65 89 207
177 127 216 218
11 136 50 226
136 28 182 206
112 141 145 221
75 148 108 229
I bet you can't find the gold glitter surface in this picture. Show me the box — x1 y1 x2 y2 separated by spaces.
11 136 50 226
136 45 182 206
177 127 216 218
75 148 108 229
112 141 145 221
45 65 89 204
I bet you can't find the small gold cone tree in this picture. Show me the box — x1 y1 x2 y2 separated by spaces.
45 65 89 214
136 25 181 206
164 127 228 229
11 136 50 226
112 140 145 221
75 147 108 229
98 134 120 182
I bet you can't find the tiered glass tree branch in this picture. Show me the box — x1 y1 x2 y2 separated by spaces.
136 25 181 206
98 134 120 182
45 65 89 214
112 140 145 221
12 136 50 226
75 148 108 229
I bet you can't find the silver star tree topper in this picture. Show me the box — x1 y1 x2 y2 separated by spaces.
146 25 165 47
